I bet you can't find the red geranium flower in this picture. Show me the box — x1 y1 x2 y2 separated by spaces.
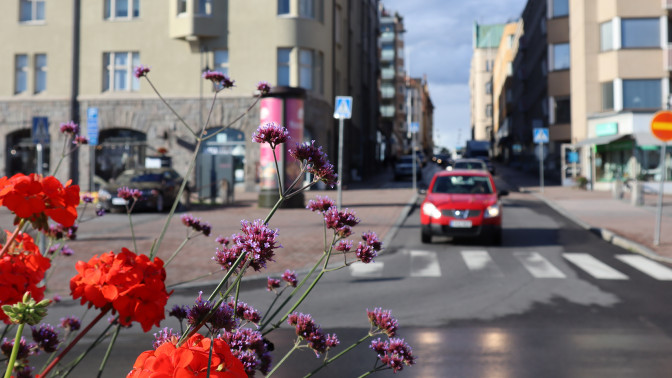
128 333 247 378
0 231 51 324
70 248 171 332
0 173 80 230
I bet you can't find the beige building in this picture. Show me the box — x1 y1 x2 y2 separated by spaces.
406 76 434 158
0 0 381 193
470 22 505 144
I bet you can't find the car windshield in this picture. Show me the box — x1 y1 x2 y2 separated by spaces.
116 171 164 183
399 156 415 164
454 161 485 170
432 175 493 194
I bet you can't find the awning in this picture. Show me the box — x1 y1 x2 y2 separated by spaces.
632 132 664 146
574 134 628 147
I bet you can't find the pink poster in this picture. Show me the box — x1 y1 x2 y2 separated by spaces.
284 98 304 189
259 97 284 190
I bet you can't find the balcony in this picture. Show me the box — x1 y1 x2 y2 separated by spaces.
666 44 672 70
381 49 395 62
381 68 395 80
380 105 395 118
169 1 225 40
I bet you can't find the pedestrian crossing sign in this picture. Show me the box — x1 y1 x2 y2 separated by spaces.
333 96 353 119
533 128 549 143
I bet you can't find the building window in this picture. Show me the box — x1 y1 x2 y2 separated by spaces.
34 54 46 93
551 0 568 18
277 48 291 86
198 0 211 15
600 21 613 51
103 52 140 92
552 43 570 70
485 81 492 95
177 0 187 14
299 0 323 21
623 79 661 109
621 18 659 48
485 60 492 72
19 0 44 22
15 54 28 94
553 97 570 124
299 49 313 90
314 51 323 94
214 50 228 76
334 6 341 43
602 81 614 111
485 104 492 118
277 0 290 15
105 0 140 19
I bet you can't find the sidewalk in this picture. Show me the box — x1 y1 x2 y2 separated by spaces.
496 163 672 263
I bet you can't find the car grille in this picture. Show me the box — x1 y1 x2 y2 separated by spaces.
441 209 481 218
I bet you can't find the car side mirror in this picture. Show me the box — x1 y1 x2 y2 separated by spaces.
498 190 509 198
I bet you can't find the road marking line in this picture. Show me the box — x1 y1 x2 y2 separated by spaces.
350 262 384 277
514 251 566 278
616 255 672 281
563 253 628 280
461 250 504 277
408 250 441 277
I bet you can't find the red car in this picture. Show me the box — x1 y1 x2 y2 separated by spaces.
420 170 508 245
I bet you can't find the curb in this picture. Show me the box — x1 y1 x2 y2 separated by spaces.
530 191 672 264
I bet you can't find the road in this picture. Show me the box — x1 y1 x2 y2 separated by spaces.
29 163 672 377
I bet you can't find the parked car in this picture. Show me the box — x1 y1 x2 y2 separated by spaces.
474 156 496 175
432 154 453 168
420 169 508 245
394 155 422 181
98 168 185 212
450 158 489 171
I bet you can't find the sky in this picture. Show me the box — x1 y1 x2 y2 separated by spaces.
382 0 528 152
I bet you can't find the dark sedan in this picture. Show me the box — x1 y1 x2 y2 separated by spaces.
98 168 184 212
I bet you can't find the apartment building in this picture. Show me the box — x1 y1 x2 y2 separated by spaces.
406 76 434 158
378 6 407 159
0 0 381 192
470 22 505 146
505 0 670 188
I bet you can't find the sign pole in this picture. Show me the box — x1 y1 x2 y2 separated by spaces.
654 143 667 246
539 142 544 194
337 117 344 210
36 143 43 175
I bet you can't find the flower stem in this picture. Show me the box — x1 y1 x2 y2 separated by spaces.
144 76 197 137
200 96 262 142
0 220 26 257
96 324 121 378
303 334 372 377
127 208 138 253
39 304 112 378
58 322 115 377
3 323 25 378
164 235 192 266
266 340 300 377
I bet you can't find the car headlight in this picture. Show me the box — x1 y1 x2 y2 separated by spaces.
484 203 501 218
422 202 442 219
98 189 111 201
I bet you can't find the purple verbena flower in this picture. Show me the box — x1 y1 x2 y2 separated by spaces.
287 312 337 357
60 244 74 256
213 219 281 272
73 135 89 145
228 299 261 325
96 207 106 216
168 305 189 322
362 231 383 251
219 329 273 376
14 365 34 378
202 70 235 89
215 235 229 245
134 64 151 78
281 269 297 287
31 324 60 353
82 194 94 203
210 303 237 332
52 294 62 303
324 208 360 230
288 140 339 187
267 277 281 291
59 316 81 332
256 81 271 95
367 308 398 337
152 327 178 349
370 338 416 373
307 196 335 213
252 122 290 148
59 121 78 135
180 214 212 236
117 187 142 201
187 291 214 326
1 337 36 360
355 242 377 264
334 239 353 252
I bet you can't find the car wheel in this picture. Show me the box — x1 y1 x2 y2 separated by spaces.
156 194 165 212
421 228 432 244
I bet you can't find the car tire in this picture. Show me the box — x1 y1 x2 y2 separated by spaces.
421 228 432 244
156 194 165 213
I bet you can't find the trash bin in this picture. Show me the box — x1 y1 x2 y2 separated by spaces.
630 181 644 206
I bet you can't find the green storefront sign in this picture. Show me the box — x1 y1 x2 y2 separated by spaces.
595 122 618 136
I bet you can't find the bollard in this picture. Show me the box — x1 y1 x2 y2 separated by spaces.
630 181 644 206
612 179 623 200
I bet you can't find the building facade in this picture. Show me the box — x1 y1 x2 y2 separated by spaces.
1 0 381 192
406 76 434 158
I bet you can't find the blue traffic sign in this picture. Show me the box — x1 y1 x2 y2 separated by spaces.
333 96 353 119
32 117 49 144
533 128 549 143
409 122 419 133
87 107 99 146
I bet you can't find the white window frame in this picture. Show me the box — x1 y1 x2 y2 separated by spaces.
19 0 45 22
277 0 290 15
105 0 140 20
34 53 47 94
103 52 140 92
15 54 28 94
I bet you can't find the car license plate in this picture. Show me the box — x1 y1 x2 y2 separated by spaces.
450 220 472 228
112 198 127 205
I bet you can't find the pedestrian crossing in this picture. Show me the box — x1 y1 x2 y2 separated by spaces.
348 250 672 282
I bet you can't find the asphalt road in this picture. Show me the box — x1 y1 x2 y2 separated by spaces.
27 164 672 377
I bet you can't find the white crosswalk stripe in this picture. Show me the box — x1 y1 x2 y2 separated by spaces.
406 250 441 277
616 255 672 280
514 251 566 278
349 262 384 277
461 250 504 277
563 253 628 280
